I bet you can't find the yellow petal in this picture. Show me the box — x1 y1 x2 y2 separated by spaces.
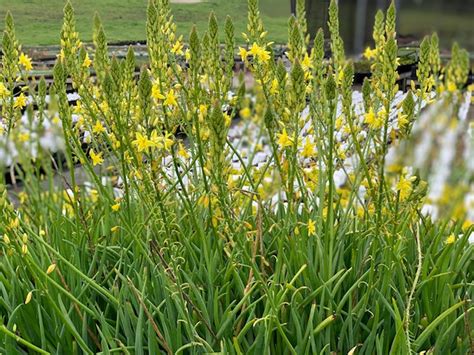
25 291 33 304
46 264 57 275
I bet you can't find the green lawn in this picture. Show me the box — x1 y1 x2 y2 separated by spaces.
1 1 472 52
0 0 290 46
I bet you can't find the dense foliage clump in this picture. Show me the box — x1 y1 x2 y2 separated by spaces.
0 0 472 353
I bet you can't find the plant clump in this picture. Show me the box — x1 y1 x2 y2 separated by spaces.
0 0 472 353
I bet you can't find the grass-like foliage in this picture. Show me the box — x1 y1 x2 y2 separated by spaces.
0 0 473 353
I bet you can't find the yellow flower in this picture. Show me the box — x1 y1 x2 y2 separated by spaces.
301 53 312 71
89 149 104 166
111 203 120 212
198 194 210 208
18 192 27 205
57 49 65 61
82 53 92 68
445 234 456 244
152 84 165 100
277 128 293 148
149 130 164 150
89 189 99 203
335 116 344 130
178 142 189 158
239 47 248 61
462 220 473 231
396 173 415 201
249 43 270 63
92 120 106 134
25 291 33 305
447 81 457 93
363 47 377 60
14 93 27 109
18 191 28 205
258 49 271 62
364 107 383 129
337 69 345 85
364 107 376 124
224 113 231 127
164 89 177 106
132 132 153 152
111 226 119 233
110 133 121 149
19 52 33 71
10 218 19 229
270 78 279 95
308 219 316 236
52 116 61 125
18 132 30 143
171 40 184 55
0 82 10 98
46 264 57 275
301 138 315 158
199 104 208 119
162 132 174 150
239 107 251 119
398 111 409 129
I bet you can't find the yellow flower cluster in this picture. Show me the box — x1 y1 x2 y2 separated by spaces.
19 52 33 71
239 42 271 63
132 131 174 153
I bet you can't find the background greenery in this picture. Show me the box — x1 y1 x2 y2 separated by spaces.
0 0 288 45
1 0 473 51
